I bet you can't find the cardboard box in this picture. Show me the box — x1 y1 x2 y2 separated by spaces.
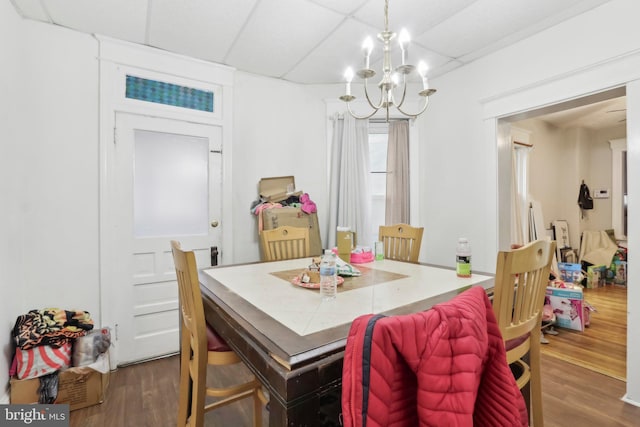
557 262 582 283
262 207 322 256
612 260 627 285
545 286 584 331
586 264 607 288
258 176 302 203
10 356 110 411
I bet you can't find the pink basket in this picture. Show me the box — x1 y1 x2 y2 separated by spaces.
350 251 374 264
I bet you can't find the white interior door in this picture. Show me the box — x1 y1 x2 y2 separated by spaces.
113 113 222 365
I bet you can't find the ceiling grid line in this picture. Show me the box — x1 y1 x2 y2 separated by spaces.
10 0 613 88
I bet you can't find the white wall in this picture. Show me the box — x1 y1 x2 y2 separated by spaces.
418 0 640 272
558 128 586 247
511 118 626 249
0 0 23 402
416 68 496 273
420 0 640 404
231 73 329 263
0 6 100 401
625 78 640 406
589 125 628 232
18 24 100 314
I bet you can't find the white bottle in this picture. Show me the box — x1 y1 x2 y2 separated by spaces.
319 249 337 300
456 238 472 278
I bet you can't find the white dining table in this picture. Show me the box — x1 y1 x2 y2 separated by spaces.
199 258 494 426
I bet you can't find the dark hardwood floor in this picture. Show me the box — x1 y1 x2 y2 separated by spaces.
69 356 268 427
69 285 639 426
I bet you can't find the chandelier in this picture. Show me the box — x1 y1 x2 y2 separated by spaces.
339 0 436 121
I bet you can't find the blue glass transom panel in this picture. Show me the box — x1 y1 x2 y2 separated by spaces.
125 75 214 112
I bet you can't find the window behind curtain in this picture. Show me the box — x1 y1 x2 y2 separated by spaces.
513 144 531 244
369 121 389 242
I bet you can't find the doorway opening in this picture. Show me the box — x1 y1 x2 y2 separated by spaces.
498 86 628 380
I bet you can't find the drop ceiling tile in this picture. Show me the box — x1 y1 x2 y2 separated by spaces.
286 9 456 84
11 0 51 22
311 0 369 15
454 0 612 63
284 18 377 84
428 59 465 79
148 0 258 63
225 0 344 78
354 0 477 36
42 0 147 43
365 44 453 83
415 0 600 59
9 0 615 85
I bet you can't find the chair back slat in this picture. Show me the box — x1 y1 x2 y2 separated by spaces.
261 226 310 261
379 224 424 262
493 240 556 344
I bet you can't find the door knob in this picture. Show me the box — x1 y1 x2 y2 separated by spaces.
211 220 219 228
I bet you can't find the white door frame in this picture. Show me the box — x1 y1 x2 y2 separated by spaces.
97 37 235 366
610 138 627 240
484 52 640 405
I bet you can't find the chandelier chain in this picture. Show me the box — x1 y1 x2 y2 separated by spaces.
384 0 389 32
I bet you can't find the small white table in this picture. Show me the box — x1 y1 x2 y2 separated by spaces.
199 259 493 426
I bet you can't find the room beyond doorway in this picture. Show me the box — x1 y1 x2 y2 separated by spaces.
499 88 628 384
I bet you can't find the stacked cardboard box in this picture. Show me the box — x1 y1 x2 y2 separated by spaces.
258 176 322 257
10 353 110 411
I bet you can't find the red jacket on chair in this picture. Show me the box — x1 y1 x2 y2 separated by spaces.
341 286 528 427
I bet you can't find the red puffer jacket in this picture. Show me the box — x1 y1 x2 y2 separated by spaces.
341 286 528 427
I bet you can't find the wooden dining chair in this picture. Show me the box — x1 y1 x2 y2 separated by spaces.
171 241 265 427
260 225 310 261
378 224 424 263
492 239 556 427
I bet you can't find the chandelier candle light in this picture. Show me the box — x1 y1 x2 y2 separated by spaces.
339 0 436 121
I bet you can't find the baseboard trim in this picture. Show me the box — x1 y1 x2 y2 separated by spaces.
622 394 640 408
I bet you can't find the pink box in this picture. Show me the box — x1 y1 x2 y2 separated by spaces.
546 286 584 331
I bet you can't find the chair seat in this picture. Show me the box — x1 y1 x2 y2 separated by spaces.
206 323 232 352
505 334 528 352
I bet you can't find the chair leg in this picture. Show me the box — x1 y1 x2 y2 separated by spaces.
189 350 208 427
177 331 191 427
253 388 263 427
529 334 544 427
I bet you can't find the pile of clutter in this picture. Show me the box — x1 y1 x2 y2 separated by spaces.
9 308 111 404
251 193 317 223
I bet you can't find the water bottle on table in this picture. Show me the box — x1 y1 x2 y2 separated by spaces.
320 249 337 300
456 238 472 278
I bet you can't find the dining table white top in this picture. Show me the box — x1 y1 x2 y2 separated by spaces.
201 258 494 337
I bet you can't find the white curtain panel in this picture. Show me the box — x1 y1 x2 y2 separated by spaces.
511 144 532 245
385 120 410 225
327 114 372 249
